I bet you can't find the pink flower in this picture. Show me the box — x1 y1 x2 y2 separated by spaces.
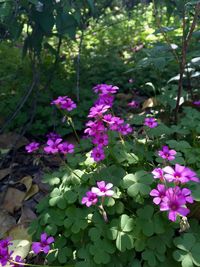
93 84 119 95
160 187 190 221
150 184 167 205
44 138 62 154
32 233 54 254
152 168 164 181
91 181 114 197
144 117 158 128
92 133 109 147
158 145 176 161
118 123 133 135
81 191 98 207
109 117 124 131
51 96 76 111
95 94 114 107
91 146 105 162
11 256 24 267
58 142 74 155
84 120 105 136
25 142 40 153
193 100 200 106
163 164 199 184
128 100 139 108
88 104 110 118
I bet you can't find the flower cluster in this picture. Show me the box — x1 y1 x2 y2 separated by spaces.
85 84 133 162
82 181 114 207
44 133 74 155
144 117 158 128
0 238 24 267
32 233 54 254
150 146 199 221
25 132 74 156
150 185 192 221
51 96 76 111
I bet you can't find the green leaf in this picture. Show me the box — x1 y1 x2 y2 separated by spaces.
56 12 77 38
182 254 194 267
142 249 157 267
174 233 196 252
128 183 151 197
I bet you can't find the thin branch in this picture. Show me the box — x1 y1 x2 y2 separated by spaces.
76 30 84 102
174 3 200 123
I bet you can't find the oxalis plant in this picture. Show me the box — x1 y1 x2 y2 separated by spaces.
1 84 200 267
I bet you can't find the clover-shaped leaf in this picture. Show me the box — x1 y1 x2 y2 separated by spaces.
107 214 135 252
64 206 88 233
122 171 152 198
89 238 115 264
173 233 200 267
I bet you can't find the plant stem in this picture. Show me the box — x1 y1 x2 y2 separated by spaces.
67 117 80 144
174 3 200 123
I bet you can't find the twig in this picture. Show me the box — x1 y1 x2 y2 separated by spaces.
76 30 84 102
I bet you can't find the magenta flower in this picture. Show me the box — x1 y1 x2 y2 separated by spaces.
109 116 124 131
180 188 194 204
150 184 167 205
183 167 199 183
88 104 110 118
158 145 177 161
92 134 109 147
81 191 98 207
91 146 105 162
51 96 76 111
84 120 105 136
0 238 13 266
58 142 74 155
193 100 200 106
93 84 119 95
32 233 54 254
118 123 133 135
25 142 40 153
128 100 139 108
91 181 114 197
160 187 190 221
152 168 164 181
163 164 199 184
144 117 158 128
44 138 62 154
95 94 114 107
11 256 24 267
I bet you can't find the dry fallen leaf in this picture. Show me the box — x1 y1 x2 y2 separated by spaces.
142 97 158 110
19 176 33 192
24 184 39 200
0 209 16 238
19 206 37 225
0 168 10 181
0 132 28 150
7 224 31 241
2 187 26 213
